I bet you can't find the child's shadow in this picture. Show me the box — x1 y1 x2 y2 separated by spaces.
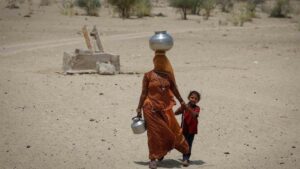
134 159 205 168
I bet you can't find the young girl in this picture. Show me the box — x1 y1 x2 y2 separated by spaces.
175 91 201 167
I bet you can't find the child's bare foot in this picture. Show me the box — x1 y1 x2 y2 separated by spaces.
149 160 157 169
182 160 189 167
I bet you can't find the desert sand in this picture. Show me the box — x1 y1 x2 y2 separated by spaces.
0 0 299 169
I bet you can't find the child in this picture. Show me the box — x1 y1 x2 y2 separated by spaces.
175 90 201 167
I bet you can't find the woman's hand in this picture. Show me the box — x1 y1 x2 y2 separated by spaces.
180 101 187 109
136 108 142 118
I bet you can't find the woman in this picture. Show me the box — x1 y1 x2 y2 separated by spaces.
136 50 189 169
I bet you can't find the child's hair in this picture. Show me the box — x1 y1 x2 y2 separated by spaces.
188 90 201 101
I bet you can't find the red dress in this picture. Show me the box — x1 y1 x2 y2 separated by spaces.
182 105 200 134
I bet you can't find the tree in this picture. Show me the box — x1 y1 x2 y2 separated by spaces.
108 0 137 18
202 0 216 20
191 0 202 15
169 0 198 20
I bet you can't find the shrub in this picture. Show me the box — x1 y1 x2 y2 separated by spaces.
133 0 152 18
217 0 233 13
202 0 216 20
40 0 51 6
246 0 266 17
76 0 101 16
248 0 265 5
61 0 75 16
298 18 300 30
108 0 137 18
6 0 19 9
270 0 291 18
245 1 256 18
230 3 254 26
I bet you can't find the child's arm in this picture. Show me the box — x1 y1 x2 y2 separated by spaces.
186 106 200 118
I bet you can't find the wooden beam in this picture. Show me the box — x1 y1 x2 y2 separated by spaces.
82 25 93 51
90 25 104 52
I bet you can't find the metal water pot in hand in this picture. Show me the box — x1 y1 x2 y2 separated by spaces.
131 116 146 134
149 31 173 51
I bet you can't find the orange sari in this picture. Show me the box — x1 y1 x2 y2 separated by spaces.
142 71 189 160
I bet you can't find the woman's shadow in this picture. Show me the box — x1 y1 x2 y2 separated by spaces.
134 159 205 168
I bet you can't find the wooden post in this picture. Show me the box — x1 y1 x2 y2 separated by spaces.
82 25 93 51
90 25 104 52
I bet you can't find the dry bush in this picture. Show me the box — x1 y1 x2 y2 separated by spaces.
26 0 33 15
202 0 216 20
229 2 255 26
40 0 51 6
76 0 101 16
6 0 34 16
133 0 152 18
108 0 136 18
296 16 300 31
291 1 300 15
262 0 300 16
245 1 256 18
217 0 233 13
60 0 75 16
261 1 271 13
270 0 291 17
6 0 19 8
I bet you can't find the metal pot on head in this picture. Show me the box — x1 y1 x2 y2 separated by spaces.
149 31 173 52
131 116 146 134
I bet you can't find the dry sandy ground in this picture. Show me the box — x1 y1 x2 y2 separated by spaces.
0 1 300 169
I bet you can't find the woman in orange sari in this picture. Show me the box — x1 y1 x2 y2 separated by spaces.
136 50 189 169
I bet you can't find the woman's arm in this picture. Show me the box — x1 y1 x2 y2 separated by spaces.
174 106 184 115
169 77 186 108
136 74 149 117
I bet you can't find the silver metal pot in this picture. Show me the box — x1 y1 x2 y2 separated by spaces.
149 31 173 51
131 117 146 134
